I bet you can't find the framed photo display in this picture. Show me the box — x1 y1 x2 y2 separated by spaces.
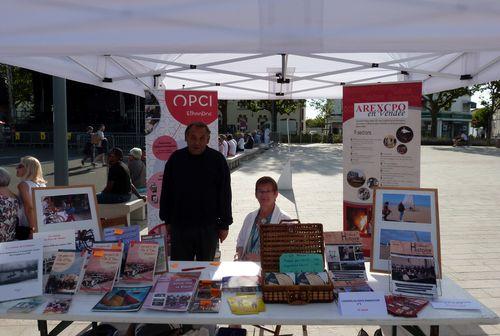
32 185 101 251
371 187 441 277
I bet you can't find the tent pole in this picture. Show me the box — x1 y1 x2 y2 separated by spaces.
53 76 69 186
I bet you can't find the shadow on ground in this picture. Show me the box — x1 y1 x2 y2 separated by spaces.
432 146 500 158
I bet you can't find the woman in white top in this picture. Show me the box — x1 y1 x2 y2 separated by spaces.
16 156 47 238
236 176 290 261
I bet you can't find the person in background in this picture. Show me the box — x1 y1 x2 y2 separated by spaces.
160 122 232 261
0 167 19 242
398 202 405 222
236 133 245 152
16 156 47 239
128 147 146 192
236 176 290 261
244 132 254 149
218 135 226 158
93 124 108 166
226 134 237 157
221 134 228 158
97 147 146 204
81 126 95 167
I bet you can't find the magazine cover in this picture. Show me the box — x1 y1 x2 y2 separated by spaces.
43 297 72 314
7 297 45 313
33 230 76 288
143 272 200 312
79 249 122 294
189 280 222 313
141 234 168 274
227 294 266 315
324 231 367 281
390 240 438 297
385 295 429 317
92 286 152 312
0 240 44 302
122 242 159 283
45 250 86 295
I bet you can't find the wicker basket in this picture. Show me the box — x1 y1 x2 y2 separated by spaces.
259 220 334 304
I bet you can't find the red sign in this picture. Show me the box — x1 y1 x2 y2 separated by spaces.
165 90 218 126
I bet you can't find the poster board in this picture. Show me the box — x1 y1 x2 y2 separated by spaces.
145 90 219 232
342 82 422 257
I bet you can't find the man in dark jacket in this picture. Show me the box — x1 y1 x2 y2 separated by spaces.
160 122 232 261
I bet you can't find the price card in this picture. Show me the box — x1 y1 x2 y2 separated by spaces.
338 292 388 317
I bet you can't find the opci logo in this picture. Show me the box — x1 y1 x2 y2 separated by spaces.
354 101 408 120
165 90 218 125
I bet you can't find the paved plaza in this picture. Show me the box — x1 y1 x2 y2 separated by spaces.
1 144 500 335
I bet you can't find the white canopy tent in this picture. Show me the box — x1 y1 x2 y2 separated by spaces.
1 0 500 98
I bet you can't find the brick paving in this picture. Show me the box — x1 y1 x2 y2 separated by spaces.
1 144 499 335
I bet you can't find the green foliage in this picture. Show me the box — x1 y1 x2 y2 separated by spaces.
422 87 470 137
0 65 34 118
237 99 305 115
308 99 335 120
305 117 325 128
471 81 500 139
472 107 489 128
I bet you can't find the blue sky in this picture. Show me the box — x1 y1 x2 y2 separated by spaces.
380 229 431 245
383 194 431 208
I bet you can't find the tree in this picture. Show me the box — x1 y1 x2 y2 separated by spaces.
0 65 34 122
472 107 489 130
422 87 470 137
305 117 325 128
237 99 305 132
472 81 500 140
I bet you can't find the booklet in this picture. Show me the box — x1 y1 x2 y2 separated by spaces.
0 240 43 302
79 249 123 294
33 230 76 288
43 297 72 314
141 234 168 274
390 240 438 298
189 280 222 313
122 241 159 284
92 286 152 312
103 226 140 276
227 294 266 315
45 250 87 295
324 231 367 281
143 272 200 312
7 297 45 313
221 276 260 293
385 295 429 317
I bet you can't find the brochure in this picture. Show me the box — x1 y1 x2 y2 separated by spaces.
92 286 151 312
43 297 72 314
189 280 222 313
79 249 122 294
390 240 438 297
7 297 45 313
103 226 140 276
143 272 200 312
0 240 43 302
122 242 159 284
324 231 367 281
141 234 168 274
385 295 429 317
227 294 266 315
33 230 76 288
45 250 87 295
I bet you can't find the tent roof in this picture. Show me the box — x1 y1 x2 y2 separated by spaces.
2 0 500 98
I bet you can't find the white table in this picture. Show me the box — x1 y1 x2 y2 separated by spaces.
0 261 498 336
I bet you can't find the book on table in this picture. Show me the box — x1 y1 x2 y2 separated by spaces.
45 249 87 295
143 272 200 312
79 248 123 294
122 241 159 284
189 279 222 313
92 286 152 312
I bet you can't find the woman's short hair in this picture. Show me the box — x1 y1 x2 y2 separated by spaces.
255 176 278 192
20 156 47 184
0 167 11 187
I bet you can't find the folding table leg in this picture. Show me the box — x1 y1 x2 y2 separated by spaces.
37 320 48 336
391 326 397 336
302 325 308 336
430 326 439 336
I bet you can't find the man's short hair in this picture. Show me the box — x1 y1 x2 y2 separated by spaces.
255 176 278 192
185 122 211 137
109 147 123 159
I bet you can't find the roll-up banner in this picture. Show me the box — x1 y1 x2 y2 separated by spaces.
342 82 422 257
145 90 219 232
